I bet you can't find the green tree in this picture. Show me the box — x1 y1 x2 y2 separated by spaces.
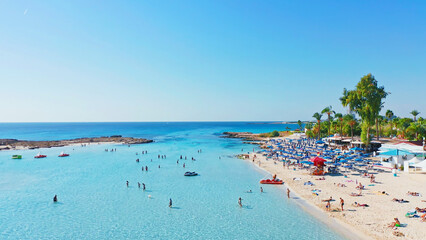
321 106 335 137
410 110 420 122
385 110 394 136
271 130 280 137
312 112 323 139
297 120 303 131
343 114 357 141
340 74 388 149
335 113 343 138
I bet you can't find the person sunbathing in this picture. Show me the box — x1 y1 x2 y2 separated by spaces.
316 177 325 180
415 207 426 213
421 213 426 222
352 202 369 207
388 218 401 228
377 191 388 195
407 191 420 196
350 192 362 196
356 183 365 190
392 198 409 203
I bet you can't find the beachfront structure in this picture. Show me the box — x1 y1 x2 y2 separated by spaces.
322 135 382 152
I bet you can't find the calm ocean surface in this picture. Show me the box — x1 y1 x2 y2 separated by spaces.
0 122 344 240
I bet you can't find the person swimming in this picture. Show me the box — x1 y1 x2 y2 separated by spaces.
260 187 263 193
138 182 141 188
169 198 172 208
53 195 58 202
238 197 242 207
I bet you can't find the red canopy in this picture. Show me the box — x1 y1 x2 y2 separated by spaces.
310 157 326 167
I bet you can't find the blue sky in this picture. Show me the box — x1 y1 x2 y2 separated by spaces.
1 0 425 122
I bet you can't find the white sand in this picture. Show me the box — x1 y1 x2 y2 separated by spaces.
246 150 426 239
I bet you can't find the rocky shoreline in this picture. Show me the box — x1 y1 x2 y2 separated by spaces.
221 132 265 145
0 135 153 151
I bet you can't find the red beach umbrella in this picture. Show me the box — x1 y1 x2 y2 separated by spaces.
310 156 326 167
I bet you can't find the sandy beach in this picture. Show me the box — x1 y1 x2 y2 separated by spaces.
245 137 426 240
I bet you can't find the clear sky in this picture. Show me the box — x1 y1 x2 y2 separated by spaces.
1 0 425 122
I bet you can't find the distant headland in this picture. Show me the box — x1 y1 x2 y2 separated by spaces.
0 135 153 151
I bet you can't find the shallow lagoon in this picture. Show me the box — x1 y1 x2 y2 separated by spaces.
0 123 344 239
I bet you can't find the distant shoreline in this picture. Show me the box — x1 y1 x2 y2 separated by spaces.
0 135 153 151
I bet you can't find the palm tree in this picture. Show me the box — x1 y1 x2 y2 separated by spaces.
385 110 394 120
321 106 335 137
335 113 343 138
344 114 356 141
376 115 384 139
410 110 420 122
385 110 394 136
312 112 323 139
297 120 303 131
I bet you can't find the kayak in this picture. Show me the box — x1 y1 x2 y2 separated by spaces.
12 155 22 159
184 171 198 176
260 179 283 184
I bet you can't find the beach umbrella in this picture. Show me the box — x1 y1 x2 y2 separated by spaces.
301 161 313 165
350 147 364 151
310 156 326 167
339 160 348 163
354 158 363 162
316 140 325 144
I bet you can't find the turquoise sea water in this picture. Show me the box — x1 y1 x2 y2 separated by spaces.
0 123 344 240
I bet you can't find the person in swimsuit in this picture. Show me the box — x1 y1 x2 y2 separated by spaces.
53 195 58 202
169 198 172 208
340 197 344 211
238 197 242 207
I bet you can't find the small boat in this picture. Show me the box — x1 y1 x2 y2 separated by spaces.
260 179 284 184
184 171 198 176
58 152 69 157
34 153 47 158
12 155 22 159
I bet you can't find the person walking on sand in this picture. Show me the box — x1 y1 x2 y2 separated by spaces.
169 198 172 208
238 197 242 207
340 197 344 211
287 188 290 198
326 201 331 211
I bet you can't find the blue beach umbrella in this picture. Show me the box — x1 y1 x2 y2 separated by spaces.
316 140 325 144
339 160 348 163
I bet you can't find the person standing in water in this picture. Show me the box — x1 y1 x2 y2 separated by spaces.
53 195 58 202
238 197 242 207
138 182 141 188
142 183 146 191
260 187 263 193
169 198 172 208
287 188 290 198
126 181 129 187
